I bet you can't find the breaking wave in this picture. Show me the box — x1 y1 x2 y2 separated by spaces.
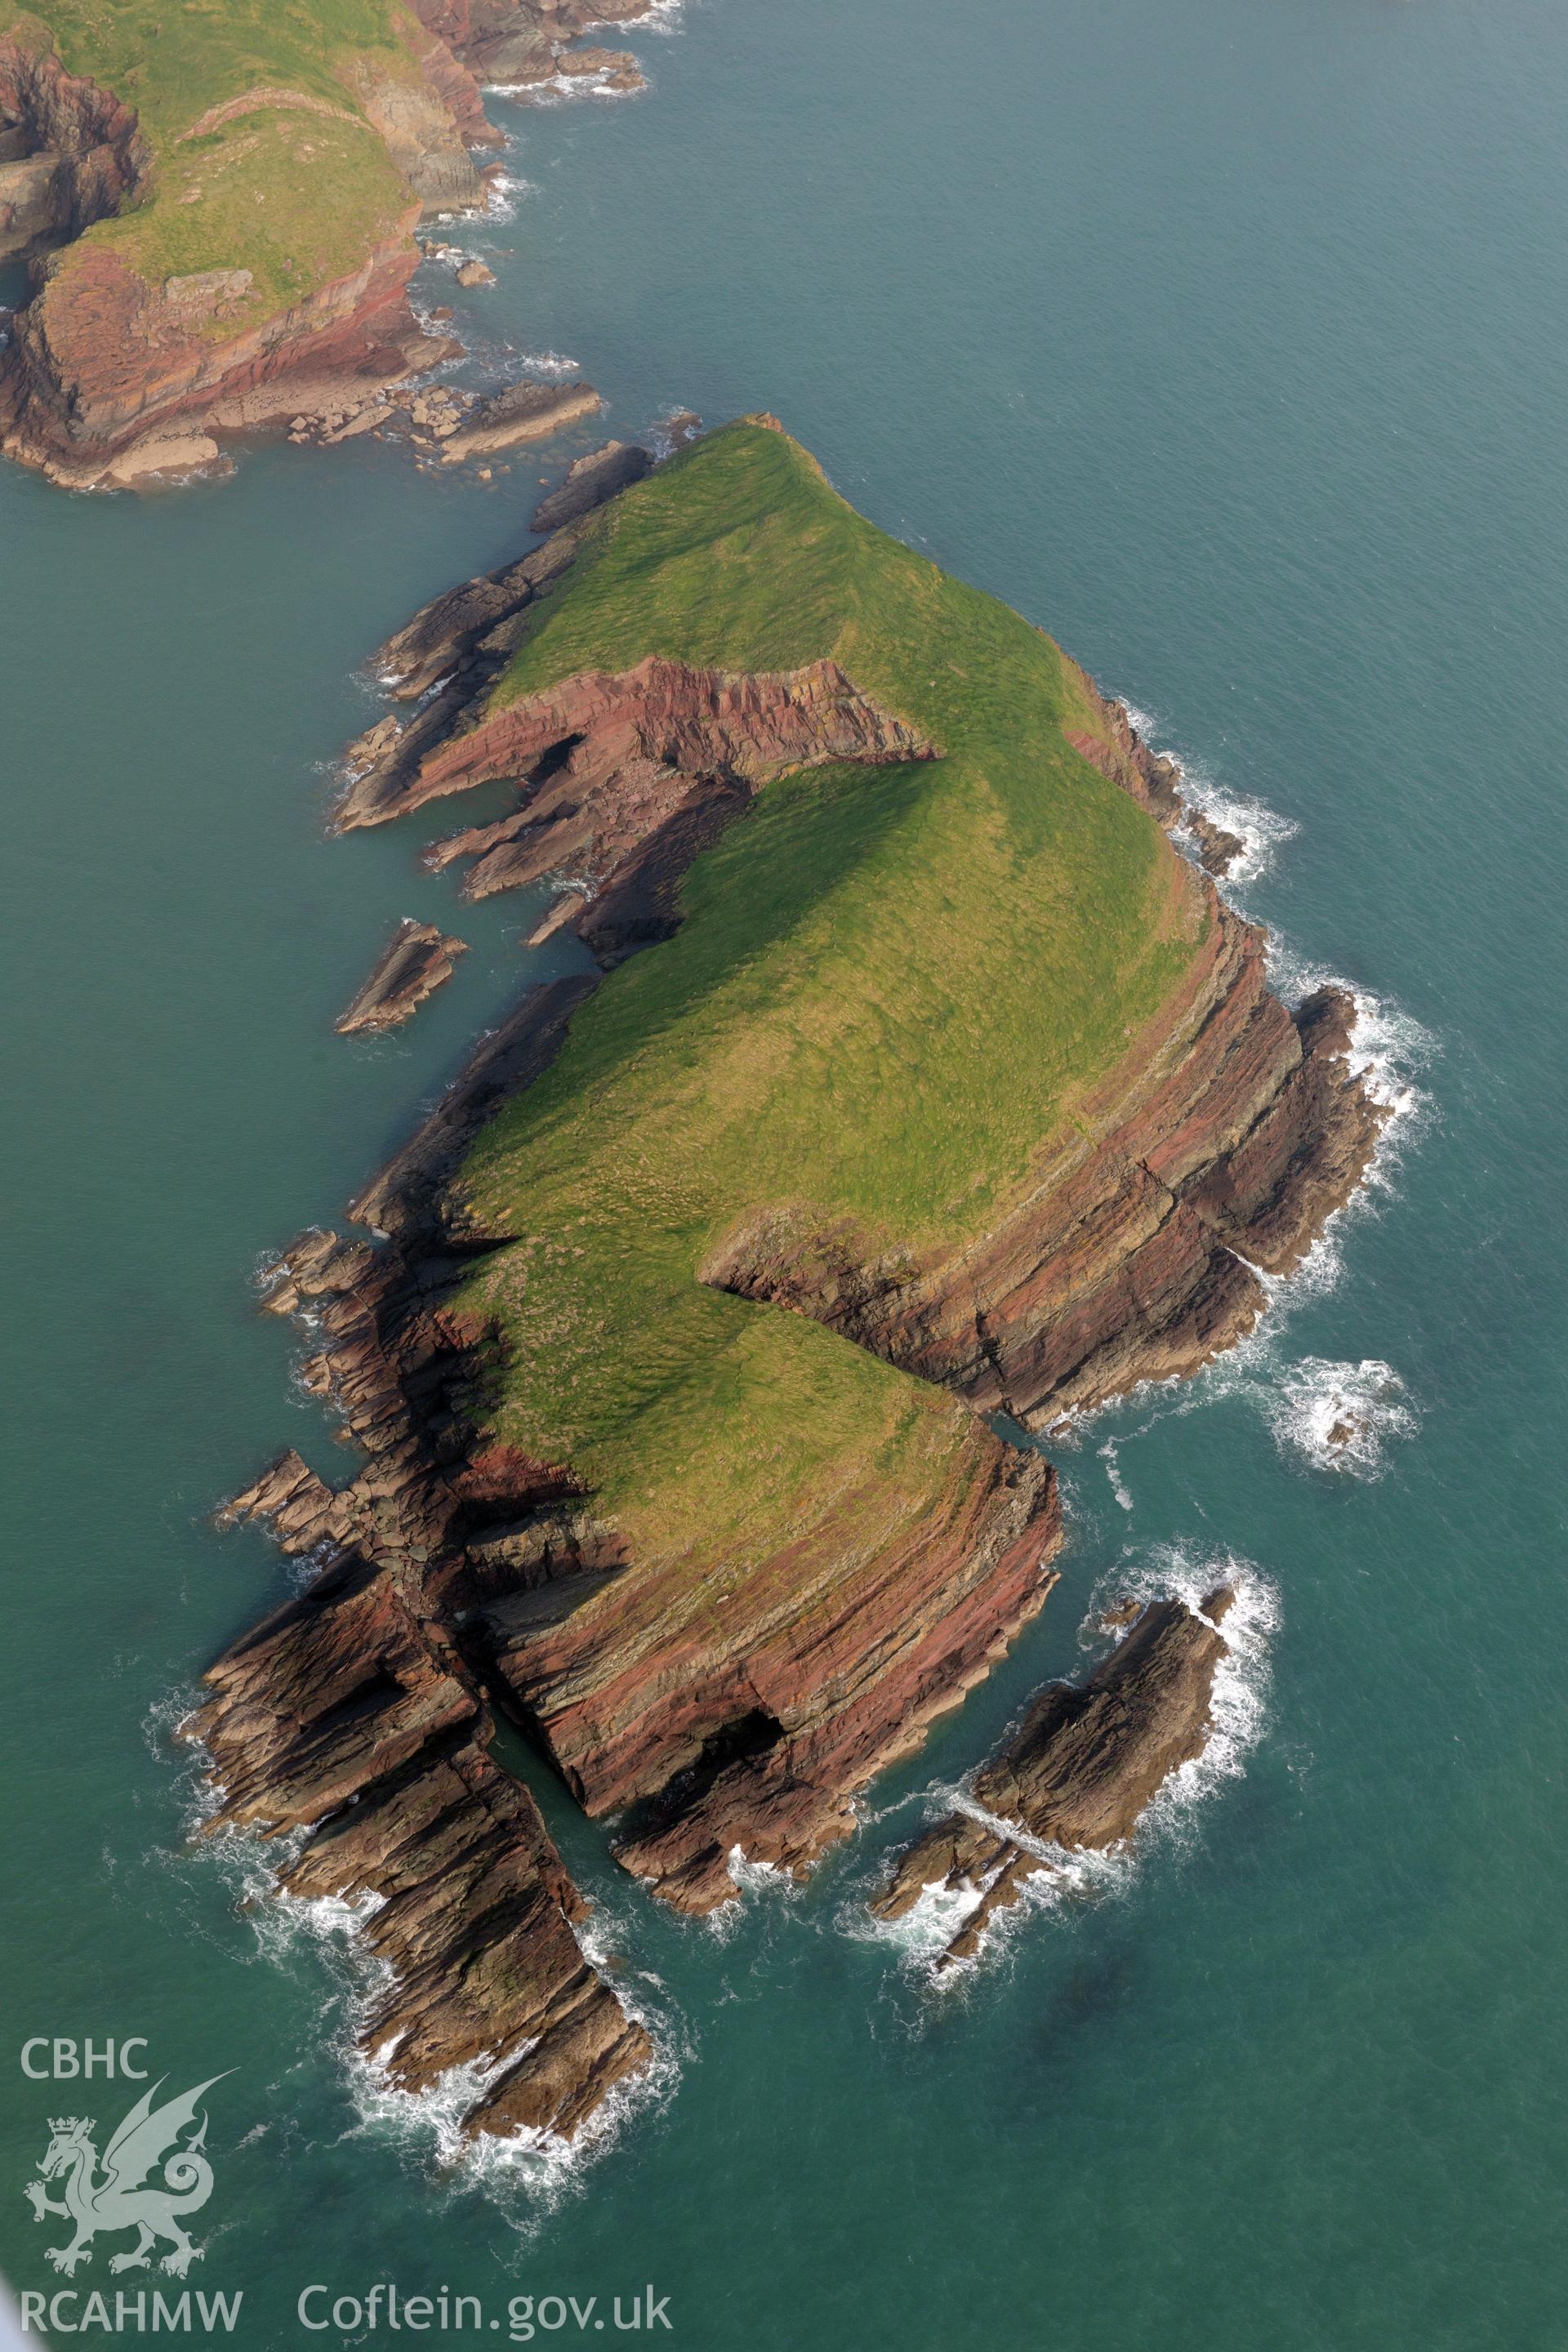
1044 957 1432 1475
510 348 585 381
1119 699 1298 889
1266 1356 1419 1477
1099 1437 1135 1512
486 68 639 105
1274 953 1432 1179
483 171 536 223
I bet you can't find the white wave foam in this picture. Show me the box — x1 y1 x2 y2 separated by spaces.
1085 1551 1278 1821
486 69 640 105
1268 961 1434 1217
1041 957 1431 1469
1266 1356 1418 1477
1099 1438 1134 1512
342 1896 683 2222
483 171 536 223
174 1744 681 2217
1178 782 1298 888
510 348 583 381
694 1845 806 1940
591 0 684 32
1117 698 1298 889
484 0 681 103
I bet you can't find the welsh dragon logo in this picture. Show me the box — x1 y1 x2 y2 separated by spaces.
24 2075 231 2278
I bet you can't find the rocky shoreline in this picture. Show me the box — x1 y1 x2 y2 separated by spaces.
194 1228 653 2142
0 0 669 488
189 443 1390 2142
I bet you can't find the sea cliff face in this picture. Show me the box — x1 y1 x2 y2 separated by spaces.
704 886 1382 1427
199 423 1385 2140
0 25 147 261
0 221 431 487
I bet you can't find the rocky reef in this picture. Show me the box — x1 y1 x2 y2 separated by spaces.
411 0 653 96
336 918 468 1034
872 1588 1236 1965
198 422 1386 2140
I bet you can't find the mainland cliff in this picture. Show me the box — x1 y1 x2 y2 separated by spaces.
196 421 1385 2142
0 0 666 486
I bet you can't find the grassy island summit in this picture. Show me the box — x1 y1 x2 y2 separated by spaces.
451 422 1193 1614
196 421 1383 2143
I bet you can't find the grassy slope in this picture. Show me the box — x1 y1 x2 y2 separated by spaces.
0 1 418 318
448 423 1206 1605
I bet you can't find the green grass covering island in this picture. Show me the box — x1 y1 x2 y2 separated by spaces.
1 0 422 319
445 421 1205 1585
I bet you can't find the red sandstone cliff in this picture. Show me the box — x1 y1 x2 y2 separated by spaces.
702 900 1382 1426
0 28 146 260
0 0 662 486
0 224 437 488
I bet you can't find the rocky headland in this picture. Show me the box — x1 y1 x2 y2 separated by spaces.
0 0 668 488
197 421 1385 2141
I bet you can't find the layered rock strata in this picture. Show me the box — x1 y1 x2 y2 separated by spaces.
873 1588 1236 1964
191 1229 653 2141
344 637 936 963
0 195 439 488
531 438 651 532
438 376 602 465
209 1211 1065 1916
703 906 1384 1426
198 629 1034 2115
335 918 468 1034
1070 693 1245 878
523 1439 1061 1916
405 655 935 958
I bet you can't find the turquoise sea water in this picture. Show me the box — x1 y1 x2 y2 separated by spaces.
2 0 1565 2345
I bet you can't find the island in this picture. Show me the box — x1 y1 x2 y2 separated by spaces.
190 420 1386 2144
0 0 661 486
